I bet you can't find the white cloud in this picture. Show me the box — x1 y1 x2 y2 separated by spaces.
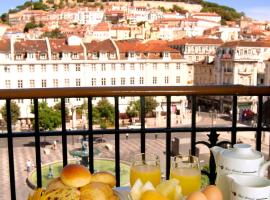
244 6 270 21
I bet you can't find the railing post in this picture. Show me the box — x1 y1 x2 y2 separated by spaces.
61 98 68 166
166 95 171 180
191 96 197 156
34 99 42 188
6 100 16 200
114 97 120 186
256 96 263 151
88 97 94 174
231 95 237 145
140 96 146 154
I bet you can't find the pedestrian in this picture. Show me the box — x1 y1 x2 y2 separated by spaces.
26 160 32 172
53 140 57 150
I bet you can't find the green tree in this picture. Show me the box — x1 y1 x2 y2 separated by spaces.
24 22 43 32
126 97 158 118
31 102 61 131
201 1 244 24
126 100 140 119
0 101 20 125
0 13 8 23
53 102 69 118
95 99 115 128
41 28 65 38
33 2 49 10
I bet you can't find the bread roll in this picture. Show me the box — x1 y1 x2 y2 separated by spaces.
91 171 116 188
60 164 91 187
80 182 114 200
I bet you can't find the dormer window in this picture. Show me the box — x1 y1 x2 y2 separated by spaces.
163 52 169 58
129 52 135 58
40 53 46 60
63 52 69 58
93 52 98 59
110 53 116 59
100 52 107 59
28 53 35 59
72 53 79 59
15 54 23 60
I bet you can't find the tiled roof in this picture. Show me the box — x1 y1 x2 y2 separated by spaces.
84 39 116 53
50 39 83 53
221 40 270 47
192 12 220 17
168 37 223 45
0 39 10 53
93 22 110 32
14 39 47 53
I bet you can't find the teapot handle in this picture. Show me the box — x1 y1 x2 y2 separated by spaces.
259 161 270 177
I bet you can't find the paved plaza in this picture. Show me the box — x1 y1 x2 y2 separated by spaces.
0 113 269 200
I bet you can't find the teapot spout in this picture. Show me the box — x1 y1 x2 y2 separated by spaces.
210 146 225 164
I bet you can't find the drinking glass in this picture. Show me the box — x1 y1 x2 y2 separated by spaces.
130 153 161 187
170 155 201 196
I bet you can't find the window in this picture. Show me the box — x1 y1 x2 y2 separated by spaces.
111 64 115 71
165 76 169 84
5 80 11 88
30 80 35 88
163 52 169 57
41 65 46 72
18 80 23 88
41 80 47 88
16 54 23 60
129 52 135 58
130 63 135 70
64 79 70 87
140 63 144 70
101 64 106 71
92 78 96 86
121 63 125 70
152 77 157 84
17 65 23 72
165 63 169 70
28 53 35 59
101 78 106 86
153 63 157 70
54 98 59 102
64 64 69 72
111 78 116 85
65 98 70 103
176 76 180 84
196 56 199 61
40 53 46 59
176 63 181 70
92 64 96 71
76 98 81 101
4 65 10 72
29 65 35 72
53 79 58 87
72 53 79 59
139 77 144 84
76 64 81 72
18 99 24 104
53 64 58 72
130 77 135 85
121 77 125 85
76 79 81 87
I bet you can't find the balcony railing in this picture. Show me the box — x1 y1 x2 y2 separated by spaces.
0 85 269 200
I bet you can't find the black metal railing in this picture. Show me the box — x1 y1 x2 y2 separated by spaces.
0 85 269 200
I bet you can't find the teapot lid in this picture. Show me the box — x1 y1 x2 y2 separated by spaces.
223 144 262 160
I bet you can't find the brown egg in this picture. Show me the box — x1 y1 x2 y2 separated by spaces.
186 191 208 200
202 185 223 200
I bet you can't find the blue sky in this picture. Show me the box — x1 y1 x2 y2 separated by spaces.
1 0 270 21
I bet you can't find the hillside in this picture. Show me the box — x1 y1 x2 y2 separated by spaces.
201 1 244 24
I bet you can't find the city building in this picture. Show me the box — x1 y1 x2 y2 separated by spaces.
215 40 270 113
0 36 190 121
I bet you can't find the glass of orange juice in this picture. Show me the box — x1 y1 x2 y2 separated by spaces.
130 153 161 187
170 155 201 196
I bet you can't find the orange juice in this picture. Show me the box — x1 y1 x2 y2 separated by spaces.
130 164 161 187
170 168 201 196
